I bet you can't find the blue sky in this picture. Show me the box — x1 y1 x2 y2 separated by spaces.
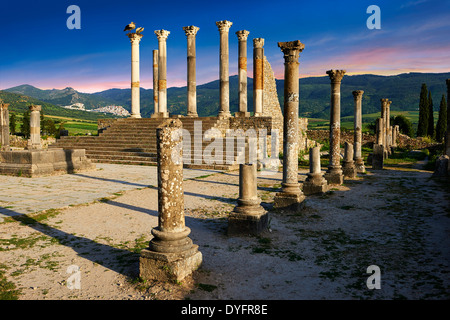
0 0 449 93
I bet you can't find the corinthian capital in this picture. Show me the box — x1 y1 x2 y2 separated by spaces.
154 29 170 40
183 25 199 37
253 38 264 48
29 105 41 112
278 40 305 63
127 32 143 43
326 69 346 83
236 30 250 41
216 20 233 33
352 90 364 99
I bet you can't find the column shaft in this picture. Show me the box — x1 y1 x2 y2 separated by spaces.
253 38 264 116
0 103 10 150
216 20 233 118
155 29 170 118
128 33 143 118
153 50 159 115
352 90 365 172
183 26 199 117
29 105 41 149
236 30 250 117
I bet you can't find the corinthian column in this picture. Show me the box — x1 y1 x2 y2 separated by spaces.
235 30 250 117
352 90 365 172
155 29 170 118
183 25 200 117
216 20 233 118
253 38 264 117
273 40 305 210
324 69 346 185
127 32 143 118
152 50 159 116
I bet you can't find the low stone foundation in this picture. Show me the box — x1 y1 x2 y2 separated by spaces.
0 148 96 177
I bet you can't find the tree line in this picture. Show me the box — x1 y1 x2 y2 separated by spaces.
9 110 65 138
417 83 447 142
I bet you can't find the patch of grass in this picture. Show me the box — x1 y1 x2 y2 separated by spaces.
197 283 218 292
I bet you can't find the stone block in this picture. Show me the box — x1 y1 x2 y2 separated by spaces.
228 211 269 236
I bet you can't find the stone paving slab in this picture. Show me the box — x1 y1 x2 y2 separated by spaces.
0 163 221 219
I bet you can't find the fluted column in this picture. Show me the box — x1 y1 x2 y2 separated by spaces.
352 90 365 172
253 38 264 117
216 20 233 118
155 29 170 118
140 119 202 281
324 69 346 185
0 102 10 151
183 26 199 117
273 40 305 210
235 30 250 117
127 32 143 118
152 50 159 116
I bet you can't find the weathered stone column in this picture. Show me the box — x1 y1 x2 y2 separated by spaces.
324 69 346 185
352 90 365 172
235 30 250 117
155 29 170 118
127 32 143 118
253 38 264 117
273 40 305 210
228 163 268 236
372 144 384 170
216 20 233 118
140 119 202 281
183 26 199 117
391 125 399 147
0 102 10 151
386 100 392 154
342 142 357 179
380 98 389 157
376 117 384 145
27 105 42 150
302 146 328 195
152 49 159 116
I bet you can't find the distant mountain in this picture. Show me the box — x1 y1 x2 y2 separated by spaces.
4 72 449 120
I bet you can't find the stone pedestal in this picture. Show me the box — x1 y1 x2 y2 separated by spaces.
253 38 264 117
372 144 384 170
154 29 171 118
342 142 357 179
235 30 250 118
324 70 345 186
228 163 268 236
216 20 233 118
0 148 95 177
127 32 143 118
183 26 199 117
352 90 365 173
140 119 201 282
0 102 10 151
27 105 42 150
273 40 305 210
303 146 328 195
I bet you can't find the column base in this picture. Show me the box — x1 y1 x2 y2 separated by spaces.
234 111 250 118
324 167 344 185
139 245 202 282
218 111 231 118
273 191 305 211
228 207 268 236
354 158 366 173
130 114 142 118
186 112 199 118
302 173 329 195
343 161 357 179
151 112 169 118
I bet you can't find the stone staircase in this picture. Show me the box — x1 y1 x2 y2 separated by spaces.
49 117 249 170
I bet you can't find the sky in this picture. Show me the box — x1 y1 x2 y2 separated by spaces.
0 0 449 93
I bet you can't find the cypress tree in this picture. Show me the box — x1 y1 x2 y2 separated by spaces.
9 112 16 135
417 83 429 137
427 91 434 138
435 94 447 143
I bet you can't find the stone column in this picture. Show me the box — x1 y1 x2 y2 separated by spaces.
302 146 328 195
273 40 305 210
324 69 346 185
127 32 143 118
235 30 250 117
376 117 384 145
152 49 159 116
228 163 268 236
28 105 42 150
386 100 392 154
140 119 202 281
0 102 10 151
352 90 365 172
183 26 200 117
216 20 233 118
342 142 357 179
372 144 384 170
380 98 389 157
253 38 264 117
155 29 170 118
392 125 399 147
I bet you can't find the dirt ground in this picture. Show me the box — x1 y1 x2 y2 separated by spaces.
0 164 449 300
